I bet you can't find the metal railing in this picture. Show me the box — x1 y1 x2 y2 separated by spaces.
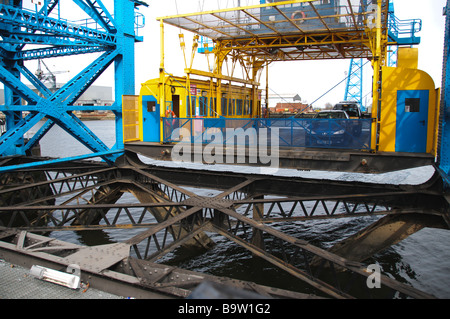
388 13 422 44
163 117 373 151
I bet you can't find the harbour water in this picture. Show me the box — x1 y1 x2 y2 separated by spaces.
30 120 450 298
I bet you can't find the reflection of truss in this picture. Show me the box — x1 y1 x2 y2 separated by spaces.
0 154 447 298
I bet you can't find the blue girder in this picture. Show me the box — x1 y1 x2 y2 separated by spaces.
438 0 450 187
0 62 41 104
73 0 117 33
0 0 147 164
15 63 53 98
0 4 116 46
344 58 364 110
0 149 124 173
16 45 107 61
387 1 422 46
50 49 118 106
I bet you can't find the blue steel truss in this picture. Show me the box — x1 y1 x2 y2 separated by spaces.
343 58 364 111
0 0 147 165
438 0 450 188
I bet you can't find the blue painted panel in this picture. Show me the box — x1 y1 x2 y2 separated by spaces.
438 1 450 186
396 90 429 153
204 118 225 128
142 95 160 142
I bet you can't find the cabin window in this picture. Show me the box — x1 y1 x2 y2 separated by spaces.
228 99 234 116
199 96 207 116
236 99 243 115
146 101 156 113
221 97 228 116
405 98 420 113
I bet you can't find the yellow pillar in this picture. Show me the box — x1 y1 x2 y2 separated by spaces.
159 19 165 142
369 1 384 151
252 59 264 117
213 43 228 117
265 61 269 117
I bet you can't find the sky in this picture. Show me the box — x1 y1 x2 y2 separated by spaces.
15 0 449 108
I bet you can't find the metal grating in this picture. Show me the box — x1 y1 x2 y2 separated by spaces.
161 1 376 40
159 0 388 61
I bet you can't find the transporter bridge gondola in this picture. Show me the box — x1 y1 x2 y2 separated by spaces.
123 0 438 174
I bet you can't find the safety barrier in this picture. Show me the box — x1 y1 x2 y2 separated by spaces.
162 117 373 151
388 12 422 45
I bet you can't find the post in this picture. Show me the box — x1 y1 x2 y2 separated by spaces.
265 62 269 117
251 195 265 250
114 0 137 151
370 1 383 151
160 19 166 141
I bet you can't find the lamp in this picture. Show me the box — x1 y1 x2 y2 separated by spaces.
30 264 81 289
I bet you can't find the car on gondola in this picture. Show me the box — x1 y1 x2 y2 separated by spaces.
305 110 351 147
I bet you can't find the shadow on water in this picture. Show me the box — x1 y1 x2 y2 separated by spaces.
75 230 116 246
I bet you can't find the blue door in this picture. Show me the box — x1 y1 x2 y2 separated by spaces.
142 95 160 142
396 90 429 153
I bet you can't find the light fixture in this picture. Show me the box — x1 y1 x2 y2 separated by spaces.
30 264 81 289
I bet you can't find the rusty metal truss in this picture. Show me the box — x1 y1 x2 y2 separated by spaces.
0 153 449 299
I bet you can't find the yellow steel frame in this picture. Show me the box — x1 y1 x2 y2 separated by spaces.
157 0 387 60
156 0 390 147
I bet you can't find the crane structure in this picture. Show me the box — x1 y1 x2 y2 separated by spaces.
35 59 69 90
0 0 147 166
343 58 364 110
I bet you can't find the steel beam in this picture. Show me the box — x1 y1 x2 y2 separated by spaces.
0 154 448 298
125 142 436 174
324 212 448 263
0 229 312 299
0 1 147 164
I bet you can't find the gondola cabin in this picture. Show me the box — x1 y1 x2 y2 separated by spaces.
138 75 262 143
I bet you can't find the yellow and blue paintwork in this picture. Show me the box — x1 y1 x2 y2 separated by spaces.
378 48 439 156
137 75 262 143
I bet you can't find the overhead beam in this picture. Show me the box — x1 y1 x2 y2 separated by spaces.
73 0 117 33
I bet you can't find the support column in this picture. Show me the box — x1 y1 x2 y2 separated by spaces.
251 195 265 250
213 42 230 117
114 0 137 151
252 60 265 118
159 19 166 140
369 1 385 151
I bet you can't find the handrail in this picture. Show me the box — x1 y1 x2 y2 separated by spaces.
388 13 422 42
162 117 373 151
